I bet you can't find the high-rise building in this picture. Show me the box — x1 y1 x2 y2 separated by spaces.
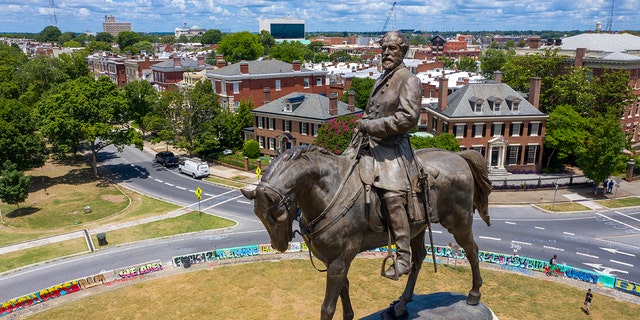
102 15 131 36
259 18 304 41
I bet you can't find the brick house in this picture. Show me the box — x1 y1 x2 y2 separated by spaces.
204 60 329 111
86 53 127 88
151 55 208 92
124 55 168 83
424 76 547 173
250 92 362 156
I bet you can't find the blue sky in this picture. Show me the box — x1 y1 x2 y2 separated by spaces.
1 0 638 34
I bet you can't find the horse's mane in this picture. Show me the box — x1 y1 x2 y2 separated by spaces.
263 145 337 180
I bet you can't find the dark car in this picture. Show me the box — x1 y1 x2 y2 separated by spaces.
155 151 179 167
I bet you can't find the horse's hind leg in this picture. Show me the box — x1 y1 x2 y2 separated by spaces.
450 220 482 305
384 230 427 319
321 259 353 320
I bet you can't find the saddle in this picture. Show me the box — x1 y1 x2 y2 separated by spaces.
357 155 440 233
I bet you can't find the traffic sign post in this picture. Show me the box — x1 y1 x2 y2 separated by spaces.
195 187 202 213
255 167 262 180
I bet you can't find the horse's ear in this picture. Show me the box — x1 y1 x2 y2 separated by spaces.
240 186 256 200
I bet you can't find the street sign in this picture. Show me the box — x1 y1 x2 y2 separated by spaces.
195 187 202 200
256 167 262 179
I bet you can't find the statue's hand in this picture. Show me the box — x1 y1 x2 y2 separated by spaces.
356 119 369 134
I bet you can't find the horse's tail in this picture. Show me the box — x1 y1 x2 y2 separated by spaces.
459 150 492 226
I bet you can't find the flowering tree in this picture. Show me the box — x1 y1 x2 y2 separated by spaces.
314 114 362 154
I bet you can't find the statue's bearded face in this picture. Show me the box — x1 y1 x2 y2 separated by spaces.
380 34 405 71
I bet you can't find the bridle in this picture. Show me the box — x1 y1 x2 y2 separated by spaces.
260 182 295 227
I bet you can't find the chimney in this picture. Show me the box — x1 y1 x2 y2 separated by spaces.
437 77 448 112
216 59 226 69
197 54 205 66
329 92 338 116
528 77 542 109
369 71 374 77
493 70 502 82
575 47 586 67
173 56 181 67
240 62 249 74
263 87 271 104
292 60 301 71
348 90 355 112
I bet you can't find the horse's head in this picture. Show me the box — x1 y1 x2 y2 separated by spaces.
240 183 297 252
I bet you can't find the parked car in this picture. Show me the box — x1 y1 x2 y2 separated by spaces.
179 158 210 179
155 151 179 167
223 149 233 155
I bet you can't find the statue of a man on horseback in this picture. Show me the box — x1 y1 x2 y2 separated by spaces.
343 31 423 281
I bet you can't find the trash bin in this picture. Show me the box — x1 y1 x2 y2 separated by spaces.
181 256 191 268
97 233 108 246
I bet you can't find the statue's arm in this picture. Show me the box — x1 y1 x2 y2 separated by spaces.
365 75 421 138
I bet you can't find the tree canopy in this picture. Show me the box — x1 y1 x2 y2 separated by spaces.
268 41 312 63
218 31 264 63
115 31 142 51
0 161 32 209
340 77 374 109
201 29 223 44
0 98 47 170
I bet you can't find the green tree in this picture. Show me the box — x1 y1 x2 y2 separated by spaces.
340 77 374 109
159 34 176 44
86 41 112 52
479 48 510 80
0 98 46 170
505 40 516 48
543 104 588 168
308 41 324 53
456 56 478 72
124 80 158 134
576 115 629 192
0 161 32 209
259 30 276 55
243 139 260 158
115 31 142 51
218 31 264 63
314 114 361 154
438 56 455 69
63 40 82 48
201 29 223 44
95 32 114 43
58 32 75 44
0 43 27 99
131 41 155 55
269 41 312 63
176 34 189 43
37 26 61 42
312 53 330 64
409 133 460 151
329 50 351 62
37 76 142 177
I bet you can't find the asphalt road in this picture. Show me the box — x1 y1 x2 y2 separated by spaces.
1 146 639 302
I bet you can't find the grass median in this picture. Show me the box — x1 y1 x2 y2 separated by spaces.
25 259 639 320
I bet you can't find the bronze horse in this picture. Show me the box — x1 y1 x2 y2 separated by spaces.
240 145 492 320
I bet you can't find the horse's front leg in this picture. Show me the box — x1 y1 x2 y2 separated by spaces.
339 278 354 320
321 259 352 320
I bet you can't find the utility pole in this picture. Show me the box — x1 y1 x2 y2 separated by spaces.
49 0 58 26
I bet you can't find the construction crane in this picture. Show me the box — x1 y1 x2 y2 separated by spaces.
605 0 614 32
49 0 58 26
381 1 397 33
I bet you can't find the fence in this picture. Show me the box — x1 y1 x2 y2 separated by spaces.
489 174 592 191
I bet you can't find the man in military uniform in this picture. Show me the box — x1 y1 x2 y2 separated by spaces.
353 31 422 280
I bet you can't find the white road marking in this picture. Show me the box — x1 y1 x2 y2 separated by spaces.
165 183 174 187
511 240 532 246
534 226 545 230
593 211 640 232
610 259 634 267
614 210 640 223
504 221 516 225
176 186 187 190
237 200 252 204
563 232 575 236
576 252 599 259
600 247 636 257
479 236 501 241
543 245 565 252
154 179 163 183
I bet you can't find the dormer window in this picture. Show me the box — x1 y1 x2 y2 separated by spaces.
469 96 484 112
487 96 503 112
505 95 521 111
284 95 305 113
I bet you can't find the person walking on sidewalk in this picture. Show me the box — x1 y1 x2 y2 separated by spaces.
583 288 593 315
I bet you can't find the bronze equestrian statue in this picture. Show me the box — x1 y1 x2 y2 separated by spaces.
240 31 492 320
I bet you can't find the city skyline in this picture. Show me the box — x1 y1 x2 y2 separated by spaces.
1 0 638 34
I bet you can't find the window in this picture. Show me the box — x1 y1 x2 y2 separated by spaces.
268 138 275 150
312 123 319 136
221 81 226 95
284 120 291 132
507 145 521 165
275 80 281 91
258 136 265 148
257 116 264 129
300 122 308 135
212 80 218 93
529 122 540 136
304 78 310 88
268 118 275 130
473 124 485 137
492 123 504 136
455 124 466 138
233 101 240 111
474 102 482 112
442 122 449 133
432 118 438 132
510 123 522 136
232 82 239 94
316 77 323 86
472 146 485 156
526 145 538 164
512 101 519 111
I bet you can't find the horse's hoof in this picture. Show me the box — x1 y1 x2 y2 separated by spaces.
380 308 408 320
466 291 481 305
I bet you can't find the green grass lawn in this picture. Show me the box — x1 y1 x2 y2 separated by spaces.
596 196 640 208
536 202 591 212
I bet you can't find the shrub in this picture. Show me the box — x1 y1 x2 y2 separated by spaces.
243 139 260 158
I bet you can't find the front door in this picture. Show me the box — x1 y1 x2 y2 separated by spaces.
491 148 499 167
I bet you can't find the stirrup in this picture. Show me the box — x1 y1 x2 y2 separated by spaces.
381 254 410 280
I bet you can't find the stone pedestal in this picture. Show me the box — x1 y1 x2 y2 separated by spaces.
362 292 498 320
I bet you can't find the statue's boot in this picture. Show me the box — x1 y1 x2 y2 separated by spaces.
382 193 411 280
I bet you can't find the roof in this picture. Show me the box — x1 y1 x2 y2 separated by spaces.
150 57 207 72
206 60 325 80
437 82 545 118
252 92 362 120
561 33 640 53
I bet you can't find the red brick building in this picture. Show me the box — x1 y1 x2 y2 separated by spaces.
205 60 329 110
424 76 547 173
151 55 208 92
